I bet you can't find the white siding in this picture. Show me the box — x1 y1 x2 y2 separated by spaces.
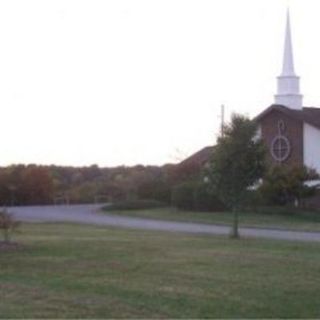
254 125 262 141
303 123 320 173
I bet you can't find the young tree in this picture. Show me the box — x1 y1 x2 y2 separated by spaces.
0 208 20 243
207 114 266 238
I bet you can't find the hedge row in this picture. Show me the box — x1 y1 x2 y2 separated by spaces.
171 182 226 212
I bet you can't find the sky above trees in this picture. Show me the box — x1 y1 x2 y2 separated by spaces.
0 0 319 167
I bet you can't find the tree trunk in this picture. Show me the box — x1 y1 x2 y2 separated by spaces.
230 207 240 239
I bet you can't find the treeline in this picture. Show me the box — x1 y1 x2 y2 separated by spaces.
0 164 179 206
2 153 316 209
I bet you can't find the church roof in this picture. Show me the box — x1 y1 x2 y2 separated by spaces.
178 146 214 168
254 104 320 129
178 105 320 173
172 146 214 182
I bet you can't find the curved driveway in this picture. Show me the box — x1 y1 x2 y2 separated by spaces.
9 204 320 243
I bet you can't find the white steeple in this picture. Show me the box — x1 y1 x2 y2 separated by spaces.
274 9 303 110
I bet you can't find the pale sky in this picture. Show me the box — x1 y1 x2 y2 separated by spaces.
0 0 319 167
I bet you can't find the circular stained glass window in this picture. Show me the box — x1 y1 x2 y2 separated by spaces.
271 135 291 162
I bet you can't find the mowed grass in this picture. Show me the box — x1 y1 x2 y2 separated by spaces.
1 223 320 318
105 207 320 232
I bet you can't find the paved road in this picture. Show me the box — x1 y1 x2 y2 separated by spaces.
8 204 320 242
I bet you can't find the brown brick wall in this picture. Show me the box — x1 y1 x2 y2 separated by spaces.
259 110 303 167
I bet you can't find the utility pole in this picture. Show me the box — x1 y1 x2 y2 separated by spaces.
220 104 225 137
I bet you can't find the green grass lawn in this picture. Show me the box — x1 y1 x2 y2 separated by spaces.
104 207 320 232
1 223 320 318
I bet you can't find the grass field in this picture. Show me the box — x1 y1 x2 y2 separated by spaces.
1 223 320 318
104 207 320 232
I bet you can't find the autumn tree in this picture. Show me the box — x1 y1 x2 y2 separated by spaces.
20 166 54 205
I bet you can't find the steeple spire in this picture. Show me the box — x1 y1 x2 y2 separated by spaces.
281 9 295 76
274 9 303 110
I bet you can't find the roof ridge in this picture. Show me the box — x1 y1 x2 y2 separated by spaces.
255 105 320 130
303 106 320 110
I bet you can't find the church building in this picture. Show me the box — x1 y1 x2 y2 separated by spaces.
177 10 320 181
255 11 320 174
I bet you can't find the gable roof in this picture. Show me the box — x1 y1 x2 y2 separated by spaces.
178 146 214 168
170 146 214 183
177 105 320 174
254 104 320 129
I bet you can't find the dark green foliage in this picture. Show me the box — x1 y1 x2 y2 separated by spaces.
206 114 266 238
103 199 166 211
242 190 266 209
171 182 226 211
259 165 319 206
193 182 226 211
207 114 266 209
171 182 195 210
137 180 171 204
68 182 99 204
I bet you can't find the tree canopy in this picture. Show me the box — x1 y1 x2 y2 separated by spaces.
206 114 266 237
260 165 319 206
207 114 266 208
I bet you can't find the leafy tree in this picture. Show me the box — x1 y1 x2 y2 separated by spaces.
206 114 266 238
20 166 54 205
259 165 319 207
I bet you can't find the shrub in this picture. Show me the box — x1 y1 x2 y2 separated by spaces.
241 189 266 211
171 182 226 211
137 180 171 204
0 209 20 243
171 182 195 210
259 165 319 206
193 183 226 212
